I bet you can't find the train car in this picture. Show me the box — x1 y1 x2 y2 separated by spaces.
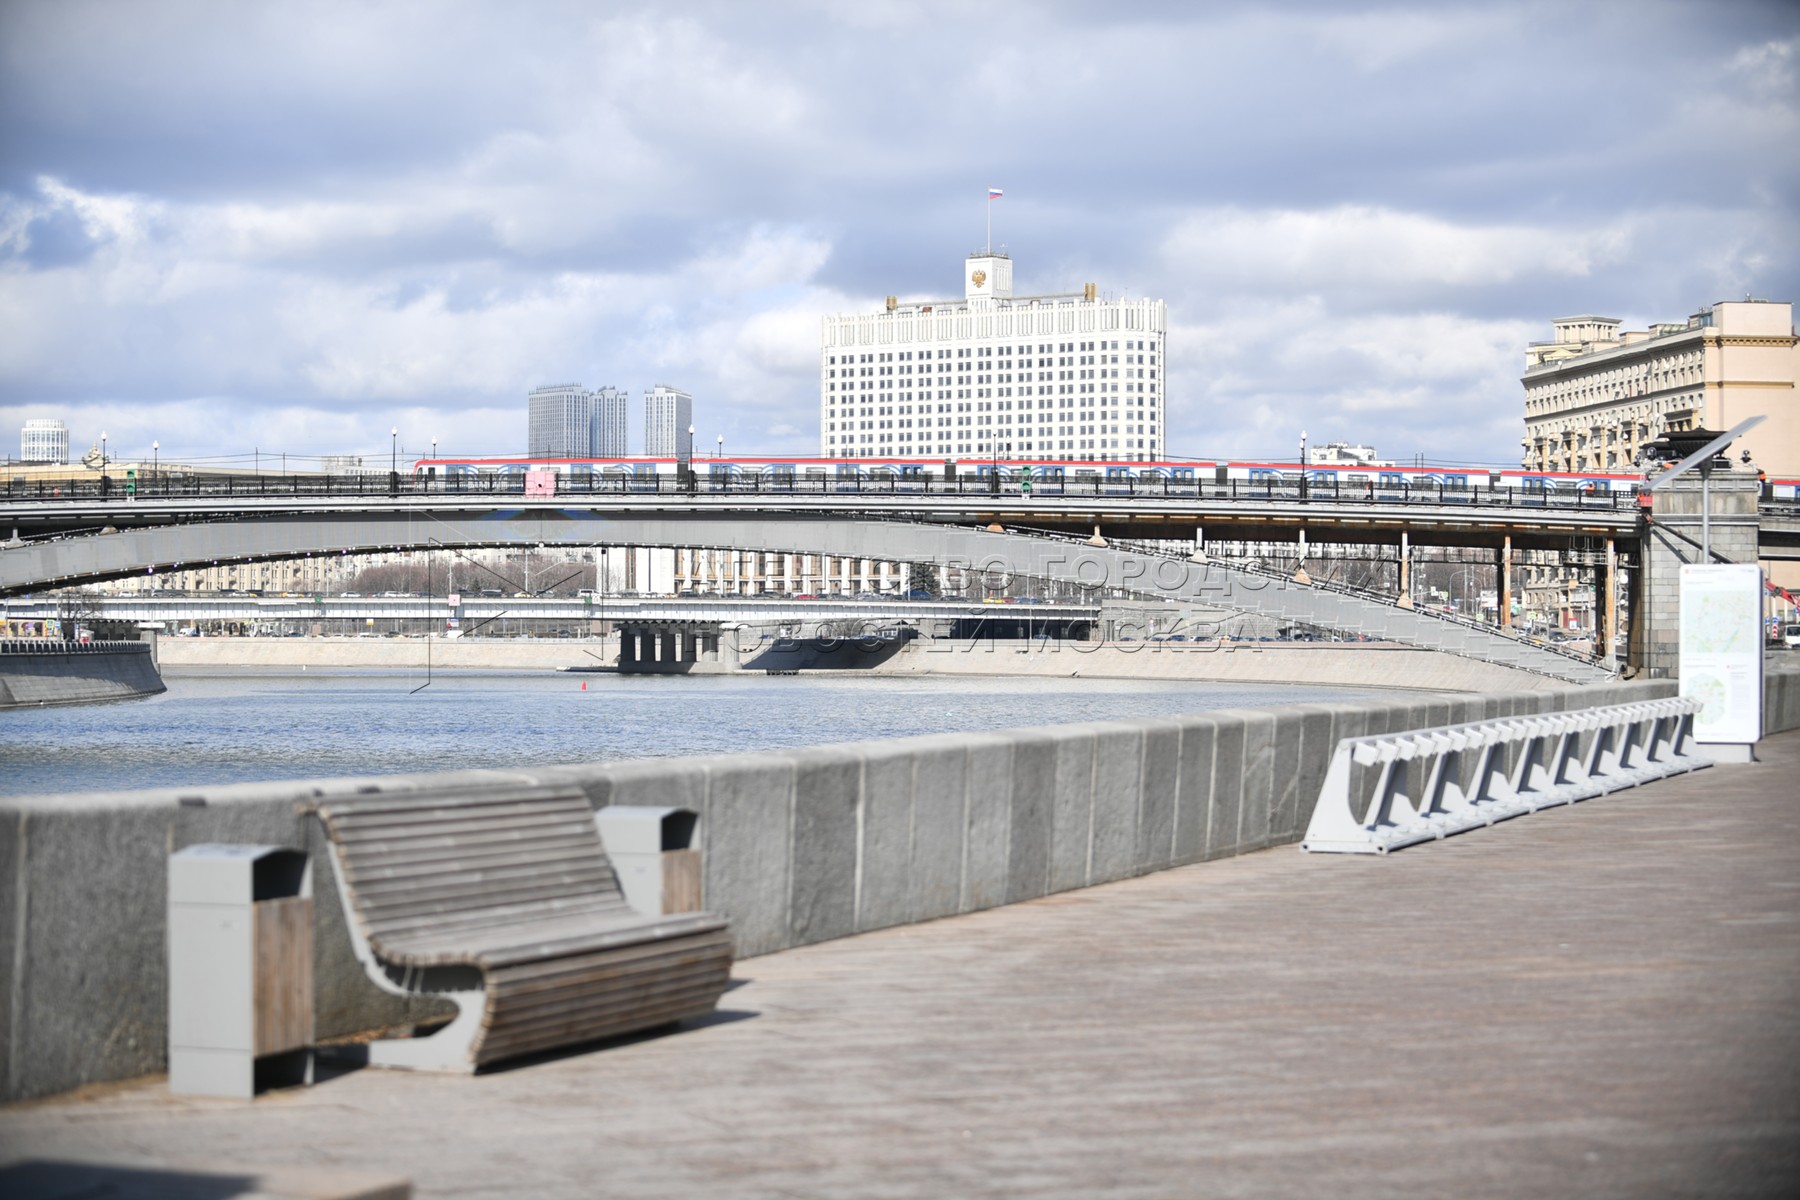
411 453 1658 505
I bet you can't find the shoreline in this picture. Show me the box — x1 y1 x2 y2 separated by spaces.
154 635 1564 692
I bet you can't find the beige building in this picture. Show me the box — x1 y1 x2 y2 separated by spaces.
1522 299 1799 476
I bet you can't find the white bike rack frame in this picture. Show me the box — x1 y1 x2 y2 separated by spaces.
1300 698 1708 855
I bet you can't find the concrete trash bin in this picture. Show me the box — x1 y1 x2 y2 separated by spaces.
167 844 313 1097
595 806 703 915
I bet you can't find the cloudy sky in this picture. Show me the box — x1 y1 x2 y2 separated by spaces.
2 0 1795 469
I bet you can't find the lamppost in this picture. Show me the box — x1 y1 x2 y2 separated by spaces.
152 440 158 475
390 427 398 473
100 430 107 472
717 433 724 460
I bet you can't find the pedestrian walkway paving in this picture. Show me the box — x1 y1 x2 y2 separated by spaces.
3 733 1798 1199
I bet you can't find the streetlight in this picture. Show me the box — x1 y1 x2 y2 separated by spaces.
717 433 724 460
100 430 107 472
152 440 158 474
390 426 398 473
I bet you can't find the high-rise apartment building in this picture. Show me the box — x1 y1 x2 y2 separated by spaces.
527 383 631 458
527 383 595 457
20 418 68 464
1522 299 1799 475
592 385 629 458
644 385 693 459
820 250 1167 461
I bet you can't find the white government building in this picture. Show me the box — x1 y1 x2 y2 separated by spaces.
821 250 1167 462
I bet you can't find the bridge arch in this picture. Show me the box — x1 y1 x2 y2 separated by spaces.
2 508 1611 682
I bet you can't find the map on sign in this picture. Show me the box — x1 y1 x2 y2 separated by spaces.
1678 564 1763 745
1680 591 1760 656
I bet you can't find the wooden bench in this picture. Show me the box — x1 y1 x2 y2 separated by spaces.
304 782 733 1072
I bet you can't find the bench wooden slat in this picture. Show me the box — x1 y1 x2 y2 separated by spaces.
327 830 621 874
384 911 725 968
329 808 601 842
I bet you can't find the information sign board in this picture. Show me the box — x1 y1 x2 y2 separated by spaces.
1679 563 1763 745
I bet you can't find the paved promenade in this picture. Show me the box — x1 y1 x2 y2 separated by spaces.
3 733 1797 1199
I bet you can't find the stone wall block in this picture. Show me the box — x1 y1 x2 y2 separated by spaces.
961 735 1014 912
699 757 795 958
1089 724 1145 883
908 736 969 921
1206 714 1247 860
1048 727 1097 891
787 747 864 946
1235 712 1279 853
1005 732 1058 905
1135 720 1183 872
854 740 919 933
1171 715 1217 865
14 803 173 1103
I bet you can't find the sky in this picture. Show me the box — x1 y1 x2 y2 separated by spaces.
1 0 1796 469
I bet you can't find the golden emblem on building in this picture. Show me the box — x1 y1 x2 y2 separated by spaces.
970 270 987 287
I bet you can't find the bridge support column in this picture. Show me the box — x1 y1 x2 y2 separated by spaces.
1499 535 1512 629
1396 531 1412 608
1601 537 1617 666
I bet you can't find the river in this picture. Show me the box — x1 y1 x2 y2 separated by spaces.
1 667 1381 797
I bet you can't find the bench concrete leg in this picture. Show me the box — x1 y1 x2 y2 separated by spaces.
364 990 485 1073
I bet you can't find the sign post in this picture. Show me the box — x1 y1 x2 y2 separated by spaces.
1678 562 1763 761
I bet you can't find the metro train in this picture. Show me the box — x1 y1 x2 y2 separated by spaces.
411 454 1800 505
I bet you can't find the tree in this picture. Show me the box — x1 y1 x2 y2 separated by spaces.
51 589 103 643
906 562 942 598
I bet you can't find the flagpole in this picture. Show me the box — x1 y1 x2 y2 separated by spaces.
985 189 991 254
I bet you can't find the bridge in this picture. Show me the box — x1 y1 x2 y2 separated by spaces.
4 471 1789 683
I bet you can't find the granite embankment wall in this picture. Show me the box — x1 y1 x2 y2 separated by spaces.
873 636 1567 692
5 669 1798 1104
157 636 600 670
0 640 165 709
157 634 1562 691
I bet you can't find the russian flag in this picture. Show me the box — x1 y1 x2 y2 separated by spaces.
987 187 1004 199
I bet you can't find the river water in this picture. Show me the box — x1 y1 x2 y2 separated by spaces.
1 668 1380 798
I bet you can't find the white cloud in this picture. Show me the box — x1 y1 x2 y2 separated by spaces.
1161 205 1630 295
